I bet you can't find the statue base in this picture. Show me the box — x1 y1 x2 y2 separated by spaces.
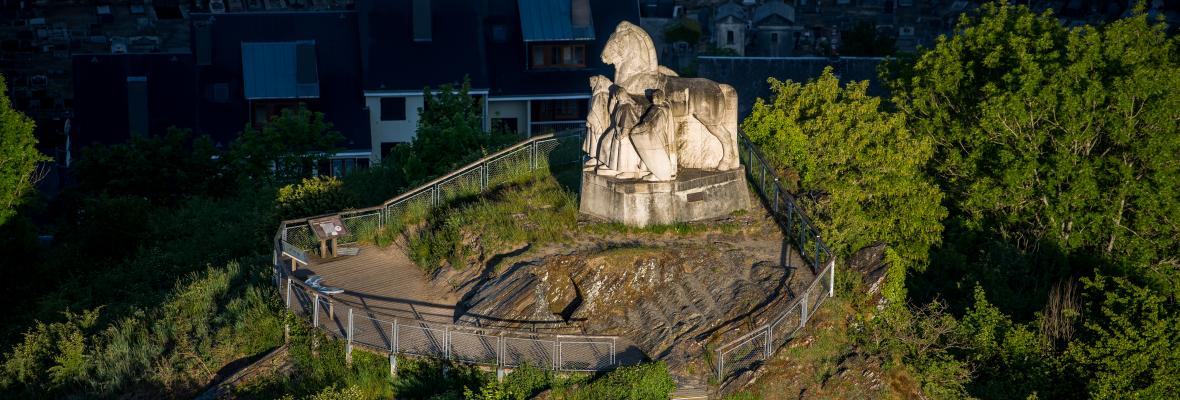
579 167 750 227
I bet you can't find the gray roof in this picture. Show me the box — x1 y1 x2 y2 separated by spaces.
518 0 596 42
714 2 746 22
754 0 794 25
241 41 320 100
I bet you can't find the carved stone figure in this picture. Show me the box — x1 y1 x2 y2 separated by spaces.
587 21 741 181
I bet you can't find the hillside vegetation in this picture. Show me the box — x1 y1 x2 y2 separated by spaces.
730 4 1180 398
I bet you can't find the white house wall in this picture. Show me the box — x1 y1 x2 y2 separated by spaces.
487 100 529 136
366 94 424 161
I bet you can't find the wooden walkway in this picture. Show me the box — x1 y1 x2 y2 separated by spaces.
292 244 457 324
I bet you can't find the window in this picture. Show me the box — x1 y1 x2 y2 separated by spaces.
380 97 406 121
726 30 735 45
319 158 371 177
531 99 586 121
529 44 586 68
492 117 518 134
211 83 229 103
770 33 779 44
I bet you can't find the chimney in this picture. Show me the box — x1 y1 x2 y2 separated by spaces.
413 0 432 41
571 0 591 29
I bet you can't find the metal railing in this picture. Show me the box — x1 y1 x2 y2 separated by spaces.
270 128 840 380
281 274 620 372
273 131 626 372
280 132 583 252
714 132 836 380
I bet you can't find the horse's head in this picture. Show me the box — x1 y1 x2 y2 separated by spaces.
603 21 658 81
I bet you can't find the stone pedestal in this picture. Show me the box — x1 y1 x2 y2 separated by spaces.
580 168 749 227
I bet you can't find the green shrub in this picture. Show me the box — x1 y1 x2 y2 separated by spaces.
552 362 676 400
278 176 354 220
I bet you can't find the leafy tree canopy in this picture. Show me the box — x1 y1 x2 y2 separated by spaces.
743 68 946 271
0 75 51 225
229 105 343 184
396 77 517 184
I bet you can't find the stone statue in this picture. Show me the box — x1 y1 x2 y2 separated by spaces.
586 21 741 182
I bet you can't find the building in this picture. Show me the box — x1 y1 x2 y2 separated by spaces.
750 0 799 56
71 0 639 167
713 2 747 56
360 0 637 162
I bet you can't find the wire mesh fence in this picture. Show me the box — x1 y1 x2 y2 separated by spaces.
278 275 626 372
282 130 585 255
713 132 839 381
273 130 839 381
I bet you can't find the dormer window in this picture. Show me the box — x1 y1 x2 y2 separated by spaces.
530 44 586 69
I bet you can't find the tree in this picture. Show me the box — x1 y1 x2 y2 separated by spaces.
742 68 946 271
887 2 1180 316
885 3 1180 396
72 128 223 204
229 105 343 184
0 75 51 226
395 77 516 184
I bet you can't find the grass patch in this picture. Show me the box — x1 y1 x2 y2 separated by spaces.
402 172 579 274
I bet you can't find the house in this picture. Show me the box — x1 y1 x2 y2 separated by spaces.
71 53 198 150
360 0 637 162
750 0 799 57
72 1 639 168
72 11 372 175
713 2 747 55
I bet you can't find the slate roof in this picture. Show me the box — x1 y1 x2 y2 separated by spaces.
696 56 887 118
195 11 369 150
484 0 637 97
754 0 794 25
518 0 596 41
240 41 321 100
358 0 489 92
71 53 197 150
715 2 746 22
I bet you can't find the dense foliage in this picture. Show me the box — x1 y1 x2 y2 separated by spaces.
743 3 1180 398
743 68 946 271
395 77 519 185
0 75 50 226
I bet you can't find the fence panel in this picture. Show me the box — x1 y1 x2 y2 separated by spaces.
718 328 768 377
448 330 500 365
558 339 614 371
339 211 382 245
502 337 555 369
397 323 447 358
352 314 393 351
319 297 346 338
285 224 318 252
768 300 803 351
384 188 435 230
486 146 533 186
438 167 485 202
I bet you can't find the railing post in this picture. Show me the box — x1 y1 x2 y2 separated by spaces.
611 337 617 367
815 233 821 272
285 277 292 309
313 293 320 327
717 348 724 379
764 328 772 359
531 140 538 170
553 337 560 370
346 308 354 364
444 325 450 359
394 318 403 353
800 295 808 327
829 260 836 298
773 179 780 215
496 335 505 382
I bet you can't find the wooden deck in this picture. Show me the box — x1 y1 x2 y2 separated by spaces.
291 244 458 324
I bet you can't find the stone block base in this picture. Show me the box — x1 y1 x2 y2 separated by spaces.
579 167 750 227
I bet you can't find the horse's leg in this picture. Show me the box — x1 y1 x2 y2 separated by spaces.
700 122 739 171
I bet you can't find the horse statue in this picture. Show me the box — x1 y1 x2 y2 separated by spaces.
588 21 741 179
